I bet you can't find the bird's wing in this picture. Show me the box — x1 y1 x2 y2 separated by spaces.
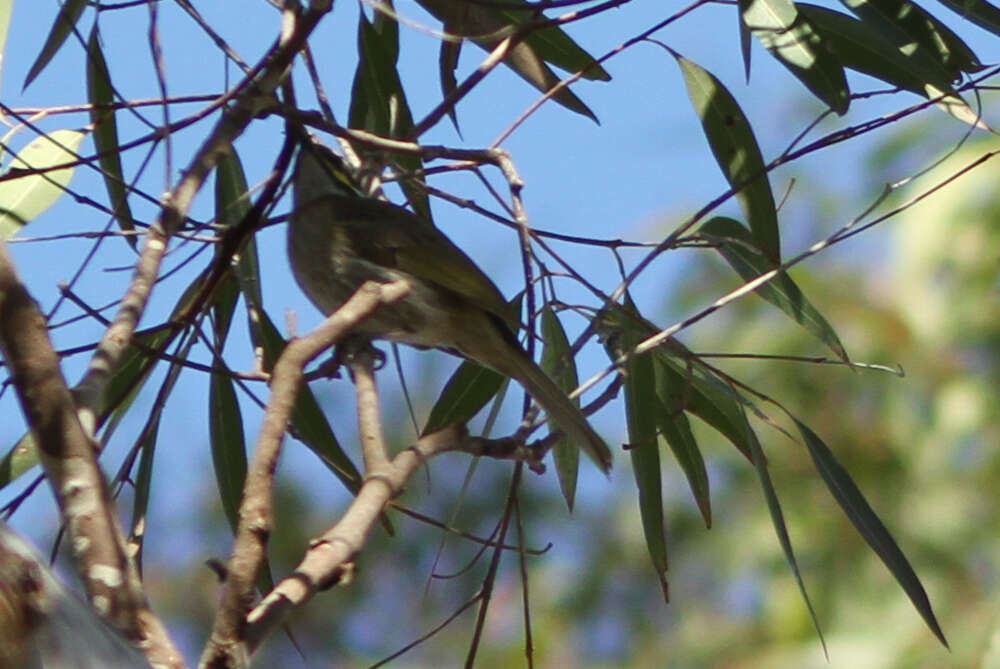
336 195 520 331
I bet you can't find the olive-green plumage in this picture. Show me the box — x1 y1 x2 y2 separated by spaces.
288 137 612 473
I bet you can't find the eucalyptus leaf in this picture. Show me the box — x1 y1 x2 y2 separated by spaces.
700 216 850 362
740 0 851 113
840 0 982 79
422 359 505 436
675 54 781 260
792 417 948 646
0 129 86 239
24 0 86 89
209 369 248 533
87 27 136 248
540 306 580 511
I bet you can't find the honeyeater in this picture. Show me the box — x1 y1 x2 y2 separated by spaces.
287 135 612 473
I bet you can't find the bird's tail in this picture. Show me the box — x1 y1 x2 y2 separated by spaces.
501 345 613 474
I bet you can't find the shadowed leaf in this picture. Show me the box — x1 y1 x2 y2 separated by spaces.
540 306 580 511
676 54 781 261
700 216 850 362
792 417 949 646
24 0 87 89
87 27 136 248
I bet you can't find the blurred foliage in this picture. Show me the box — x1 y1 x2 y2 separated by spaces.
136 133 1000 666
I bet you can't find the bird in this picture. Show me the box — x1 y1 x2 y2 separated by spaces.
287 134 613 473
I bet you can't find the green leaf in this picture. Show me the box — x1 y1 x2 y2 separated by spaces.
798 3 988 128
605 296 669 601
0 0 14 91
540 306 580 511
0 129 86 239
209 369 248 533
422 359 505 436
349 10 429 219
653 361 712 528
416 0 601 122
740 0 851 114
792 417 948 646
493 3 611 81
936 0 1000 37
839 0 981 79
739 4 753 81
700 216 850 362
254 310 363 493
215 146 265 316
739 407 827 654
23 0 87 89
438 22 463 134
87 27 136 248
128 414 158 558
675 54 781 261
797 3 950 92
595 302 756 464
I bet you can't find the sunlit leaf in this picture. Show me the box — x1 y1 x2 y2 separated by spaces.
23 0 87 89
87 27 136 248
0 0 14 91
740 0 851 113
798 3 989 129
675 54 781 261
0 129 86 239
840 0 981 79
792 417 948 646
540 306 580 511
700 216 850 362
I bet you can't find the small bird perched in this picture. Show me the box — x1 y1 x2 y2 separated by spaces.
287 134 612 473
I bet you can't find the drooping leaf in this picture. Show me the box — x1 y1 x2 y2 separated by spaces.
936 0 1000 38
602 296 668 601
798 3 989 129
738 406 827 654
422 359 505 436
438 17 463 134
540 306 580 511
416 0 602 122
0 129 87 239
739 3 753 81
595 302 756 464
675 54 781 261
128 414 158 560
792 417 948 646
87 27 136 248
349 9 429 218
253 310 363 493
740 0 851 114
209 369 248 533
700 216 850 362
23 0 87 89
492 2 611 81
840 0 982 79
653 361 712 527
